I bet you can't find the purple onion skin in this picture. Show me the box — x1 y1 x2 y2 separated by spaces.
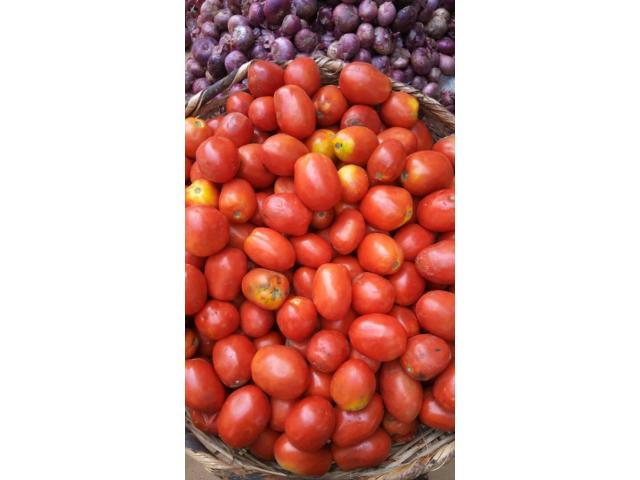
293 0 318 20
281 14 302 36
358 0 378 22
200 21 219 39
440 89 454 107
419 0 440 23
294 28 318 53
224 50 248 73
232 25 255 52
403 65 415 82
327 41 340 59
264 0 292 25
186 28 193 50
227 14 249 33
186 57 206 78
411 75 427 91
428 67 442 83
271 37 297 62
436 37 455 55
392 6 418 34
354 48 372 63
377 2 396 27
405 23 426 50
337 33 361 61
230 82 246 93
371 55 390 73
390 48 411 69
207 50 227 78
389 69 405 83
373 27 394 56
411 47 438 75
251 44 269 60
356 23 375 49
213 9 232 30
226 0 243 13
333 4 359 33
426 8 451 39
441 0 455 12
319 32 336 50
247 4 265 27
316 6 335 31
423 82 439 98
439 54 455 76
259 29 276 50
192 76 211 94
218 32 233 53
186 70 195 92
191 37 216 65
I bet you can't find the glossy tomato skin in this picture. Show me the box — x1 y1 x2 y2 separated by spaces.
274 85 316 139
379 360 423 423
290 234 333 268
195 136 239 183
219 178 257 223
251 191 269 226
333 126 379 166
185 178 219 207
273 176 295 194
360 186 414 231
185 156 192 183
237 144 276 189
261 192 312 236
188 408 219 435
381 92 420 128
311 209 335 229
433 134 455 166
186 117 213 158
348 313 407 362
244 227 296 272
339 62 391 105
330 359 377 411
276 296 318 342
306 368 333 400
186 264 207 316
185 358 226 413
349 348 381 373
393 223 436 261
351 272 396 315
378 127 418 154
189 161 205 182
332 428 391 470
285 395 336 452
294 153 342 211
204 248 248 301
401 150 454 197
314 86 348 127
248 60 284 97
215 112 253 147
382 414 418 444
213 334 257 388
226 91 253 115
262 133 309 176
420 387 454 432
367 140 407 184
242 268 290 310
415 239 455 285
284 56 321 96
195 300 240 340
185 250 205 270
357 233 404 275
337 164 370 203
306 330 350 373
328 209 366 255
400 334 451 381
228 222 255 249
417 188 455 232
196 330 215 357
390 305 421 337
205 116 222 132
388 262 426 305
333 256 363 280
341 105 383 133
270 398 297 432
433 363 455 412
411 121 434 150
274 434 333 477
305 129 337 161
312 263 352 321
292 266 316 298
217 385 271 448
249 428 279 461
251 345 309 400
185 328 199 359
248 96 278 132
332 394 384 448
185 206 229 257
415 290 454 341
240 301 274 338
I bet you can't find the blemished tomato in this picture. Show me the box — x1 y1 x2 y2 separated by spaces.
273 176 295 194
305 129 337 161
185 328 199 359
185 358 226 413
262 133 309 176
237 144 276 189
217 384 271 448
378 127 418 154
411 120 434 150
188 408 218 435
359 186 413 231
270 398 296 432
331 428 391 470
195 300 240 340
340 105 383 133
185 206 229 257
348 313 407 362
351 272 395 315
274 85 316 139
328 209 365 255
248 60 284 97
290 234 333 268
339 62 391 105
393 223 436 261
261 192 312 236
248 96 277 132
228 222 255 249
433 362 455 412
204 248 248 301
382 414 418 444
185 117 213 158
433 134 455 166
357 233 404 275
284 396 336 452
311 209 335 229
312 264 352 321
215 112 253 147
274 434 333 477
313 86 348 127
185 250 205 270
185 179 218 207
415 239 455 285
242 268 290 310
294 153 342 211
284 56 321 96
226 91 253 116
333 255 364 280
254 331 285 350
416 290 454 341
333 126 379 166
251 345 309 400
249 428 279 461
379 360 423 423
292 266 316 298
195 136 239 183
401 150 454 197
240 301 274 338
390 305 421 338
388 262 426 306
213 334 257 388
330 359 377 411
276 296 318 342
219 178 257 223
349 348 381 373
400 334 451 381
420 387 454 432
196 329 215 357
367 140 407 184
332 394 384 448
306 330 350 373
306 368 332 400
244 227 296 272
380 92 419 128
417 188 455 232
185 264 207 316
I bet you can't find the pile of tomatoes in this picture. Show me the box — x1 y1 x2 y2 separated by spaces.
185 58 455 477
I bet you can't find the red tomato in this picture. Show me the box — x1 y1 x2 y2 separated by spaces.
351 272 395 315
311 209 335 229
196 330 215 357
251 345 309 400
244 227 296 272
367 139 407 184
411 121 434 150
274 434 332 476
276 296 318 342
329 209 366 255
242 268 290 310
270 398 296 432
253 331 285 351
379 360 423 423
378 127 417 154
204 248 248 301
285 396 336 452
253 128 270 144
237 144 276 189
440 231 455 242
349 348 381 373
185 117 213 158
416 290 454 341
249 428 279 461
240 301 274 338
248 96 277 132
185 264 207 316
290 233 333 268
333 255 363 279
213 334 256 388
306 129 337 161
357 233 404 275
337 164 370 203
185 250 205 270
331 428 391 470
339 62 391 105
189 161 205 183
330 359 377 411
401 150 454 196
215 112 253 147
340 105 383 133
228 222 255 249
312 264 352 321
400 334 451 381
219 178 257 223
248 60 284 97
205 116 222 133
262 133 309 176
388 262 426 306
185 358 226 413
332 394 384 448
226 91 253 115
195 300 240 340
390 305 421 337
188 408 218 435
284 56 321 96
415 239 455 285
420 387 454 432
321 308 357 336
286 337 311 357
195 136 239 183
333 126 379 166
185 156 192 183
292 266 316 298
261 192 312 236
359 186 413 231
433 362 455 412
272 176 294 195
185 206 229 257
393 223 436 261
306 330 350 373
274 85 316 139
380 92 419 128
382 414 417 444
348 313 407 362
313 85 348 127
417 188 455 232
306 368 332 400
217 385 271 448
433 134 455 166
250 191 269 226
185 178 219 208
294 153 341 211
185 328 199 359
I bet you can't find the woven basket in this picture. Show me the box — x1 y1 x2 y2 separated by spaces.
185 56 455 480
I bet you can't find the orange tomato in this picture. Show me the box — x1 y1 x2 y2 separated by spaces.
380 92 420 128
337 164 369 203
185 179 218 207
241 268 290 310
333 126 379 166
306 129 337 161
313 85 349 127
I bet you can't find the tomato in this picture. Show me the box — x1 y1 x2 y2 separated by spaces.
380 92 419 128
185 179 218 207
185 358 226 413
194 300 240 340
273 85 316 139
285 396 336 452
400 334 451 381
331 428 391 470
253 128 270 144
237 144 276 189
390 305 420 337
433 134 455 166
226 91 253 115
312 264 352 321
228 222 254 249
244 227 296 272
328 209 366 255
348 313 407 362
416 290 454 340
189 161 205 183
306 330 350 373
254 331 285 350
330 359 376 411
378 127 418 154
262 133 309 176
415 239 454 285
195 136 239 183
393 223 436 261
274 434 332 477
196 329 215 357
337 164 369 203
333 126 379 166
284 56 321 96
215 112 253 147
401 150 453 196
306 368 332 400
270 398 296 432
420 387 454 432
239 301 274 338
292 266 315 298
188 408 218 435
251 345 309 400
340 105 383 133
185 250 205 271
242 268 290 310
185 156 192 183
204 248 247 301
294 153 341 211
305 129 337 161
218 178 257 224
351 272 395 315
417 188 455 232
332 255 363 280
388 262 425 306
276 296 318 342
185 206 229 257
250 191 269 226
433 362 455 412
357 233 404 275
349 348 381 373
334 201 358 215
288 234 331 268
249 428 279 461
248 60 284 97
248 96 277 132
261 192 312 236
185 264 207 316
185 117 213 158
367 140 407 184
360 186 413 231
411 120 434 150
213 334 256 388
311 86 347 129
339 62 391 105
311 209 334 229
205 116 222 133
217 385 271 448
272 176 294 194
185 328 199 359
332 394 384 448
321 308 356 336
440 231 455 242
382 414 417 444
379 360 423 423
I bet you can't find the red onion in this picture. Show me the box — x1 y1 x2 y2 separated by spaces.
232 25 255 52
371 55 390 73
333 4 359 33
224 50 247 73
186 70 195 91
207 49 227 77
337 33 361 60
186 57 205 78
428 67 441 83
200 21 219 39
411 47 438 75
281 14 302 37
356 23 375 49
316 6 334 31
390 48 411 69
438 54 455 75
192 76 211 94
358 0 378 22
436 37 455 55
294 28 318 53
392 5 418 33
271 37 296 62
227 14 249 33
293 0 318 20
377 2 396 27
213 9 232 30
373 26 394 55
422 82 439 98
354 48 372 63
191 36 216 64
426 8 450 39
264 0 291 25
389 69 406 83
411 75 427 91
247 4 265 27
